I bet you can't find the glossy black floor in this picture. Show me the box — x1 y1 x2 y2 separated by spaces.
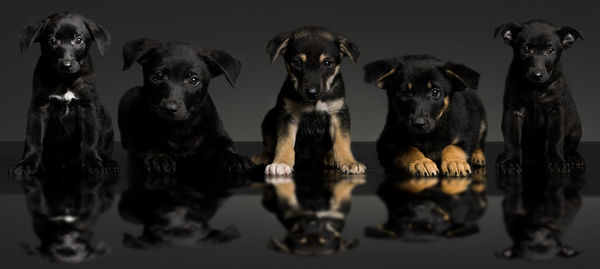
1 142 599 268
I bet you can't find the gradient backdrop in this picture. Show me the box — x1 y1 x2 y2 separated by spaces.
1 0 598 142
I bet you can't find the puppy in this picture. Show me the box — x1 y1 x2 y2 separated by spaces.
253 26 366 175
365 171 487 242
119 39 252 174
364 55 487 176
260 172 362 256
497 170 583 261
21 174 115 263
10 12 117 175
495 20 585 175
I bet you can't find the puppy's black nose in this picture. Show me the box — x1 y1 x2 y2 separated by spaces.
306 87 318 99
532 72 544 80
412 118 427 129
162 102 179 114
60 61 73 71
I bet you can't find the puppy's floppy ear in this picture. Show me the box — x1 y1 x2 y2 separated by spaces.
363 58 399 89
339 237 359 251
84 18 111 57
558 26 584 48
364 224 398 238
336 36 360 66
266 238 290 253
266 31 292 64
442 61 480 91
18 18 47 54
494 22 522 43
199 49 242 87
122 38 161 70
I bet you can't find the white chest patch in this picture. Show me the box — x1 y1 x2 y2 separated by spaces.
51 215 78 223
49 90 78 103
284 98 345 115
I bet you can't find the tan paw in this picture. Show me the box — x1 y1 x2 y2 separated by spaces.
441 159 471 176
337 161 367 174
265 163 293 175
471 149 486 166
407 158 439 176
441 178 471 195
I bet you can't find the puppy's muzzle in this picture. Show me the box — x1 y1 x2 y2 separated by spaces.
306 87 319 100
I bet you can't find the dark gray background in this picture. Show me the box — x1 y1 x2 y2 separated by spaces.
1 0 598 142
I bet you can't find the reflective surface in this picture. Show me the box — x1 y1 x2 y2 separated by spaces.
1 142 599 268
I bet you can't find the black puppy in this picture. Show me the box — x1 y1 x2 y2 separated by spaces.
10 12 117 175
119 39 252 174
253 26 366 175
495 20 585 174
364 55 487 176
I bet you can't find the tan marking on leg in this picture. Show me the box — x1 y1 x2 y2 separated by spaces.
330 178 364 210
437 97 450 119
440 145 471 176
266 121 299 175
393 147 439 176
471 148 486 166
252 151 273 165
330 115 366 174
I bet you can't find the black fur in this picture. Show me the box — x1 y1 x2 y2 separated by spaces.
496 169 583 261
10 12 117 175
364 55 487 175
256 26 365 175
119 39 252 175
495 20 585 175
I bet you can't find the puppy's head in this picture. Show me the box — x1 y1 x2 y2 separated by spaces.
364 55 479 134
267 26 359 102
497 226 580 261
18 11 111 74
122 39 241 121
268 217 358 256
495 20 584 83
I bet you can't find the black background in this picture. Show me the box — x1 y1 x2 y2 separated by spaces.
1 0 598 142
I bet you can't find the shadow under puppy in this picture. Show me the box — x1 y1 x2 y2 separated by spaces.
10 12 117 175
494 20 585 175
365 55 486 176
253 26 366 175
119 39 252 174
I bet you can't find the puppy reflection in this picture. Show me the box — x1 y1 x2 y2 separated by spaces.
366 168 487 241
119 173 242 249
20 174 116 263
258 172 364 256
497 171 583 261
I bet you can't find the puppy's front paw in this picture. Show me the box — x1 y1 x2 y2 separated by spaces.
9 158 41 175
265 163 292 175
566 152 585 173
441 159 472 176
471 149 486 167
337 161 367 174
145 155 176 174
496 154 522 175
546 156 570 174
220 154 254 174
407 158 439 176
102 159 120 174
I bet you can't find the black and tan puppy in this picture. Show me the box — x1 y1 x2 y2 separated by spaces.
10 12 116 175
365 55 487 176
119 39 252 174
495 20 585 175
253 26 366 175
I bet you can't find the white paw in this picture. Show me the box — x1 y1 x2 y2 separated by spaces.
265 163 293 175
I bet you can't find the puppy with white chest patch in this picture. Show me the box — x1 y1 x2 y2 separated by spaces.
253 26 366 175
10 12 117 175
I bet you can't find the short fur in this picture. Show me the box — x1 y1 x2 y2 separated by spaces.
253 26 366 175
364 55 487 176
10 12 117 175
119 39 252 175
494 20 585 175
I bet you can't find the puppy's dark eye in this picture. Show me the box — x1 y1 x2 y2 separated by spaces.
431 88 441 98
547 47 556 55
189 76 200 86
520 45 530 54
294 59 303 68
153 71 165 81
323 60 334 68
74 37 84 45
48 37 57 45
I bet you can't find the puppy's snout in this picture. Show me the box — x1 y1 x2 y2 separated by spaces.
306 87 318 100
162 101 180 114
60 60 74 71
412 118 427 129
529 71 544 81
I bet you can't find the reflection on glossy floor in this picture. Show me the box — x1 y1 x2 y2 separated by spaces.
1 142 599 268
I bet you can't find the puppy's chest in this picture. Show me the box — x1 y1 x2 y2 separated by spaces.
45 89 81 117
